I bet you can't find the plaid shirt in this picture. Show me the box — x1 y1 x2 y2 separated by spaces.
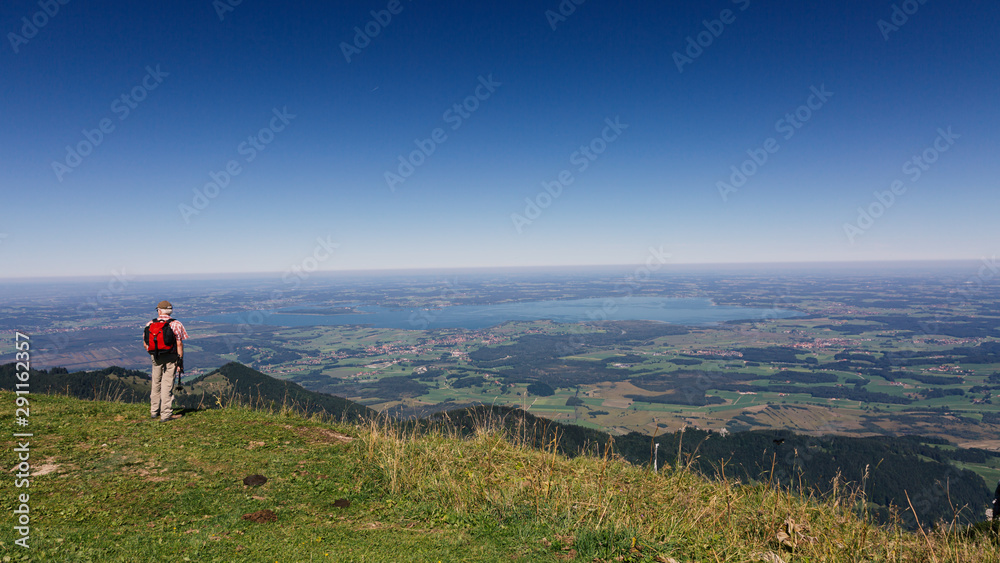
147 313 189 341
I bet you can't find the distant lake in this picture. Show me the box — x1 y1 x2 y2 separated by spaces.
198 297 802 330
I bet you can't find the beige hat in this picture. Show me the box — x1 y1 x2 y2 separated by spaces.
157 300 173 309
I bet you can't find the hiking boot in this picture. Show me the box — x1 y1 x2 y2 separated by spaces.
160 414 182 423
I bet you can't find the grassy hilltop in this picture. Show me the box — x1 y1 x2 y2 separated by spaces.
4 362 995 532
2 392 1000 562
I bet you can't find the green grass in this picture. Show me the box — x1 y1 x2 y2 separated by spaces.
4 391 1000 562
954 460 1000 490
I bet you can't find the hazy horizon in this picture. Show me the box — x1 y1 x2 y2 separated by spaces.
0 257 994 285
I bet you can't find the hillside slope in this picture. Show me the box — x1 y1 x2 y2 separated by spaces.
429 405 994 529
2 392 1000 562
184 361 376 422
0 361 993 531
0 361 376 423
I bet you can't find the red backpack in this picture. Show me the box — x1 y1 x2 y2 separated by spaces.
144 318 177 356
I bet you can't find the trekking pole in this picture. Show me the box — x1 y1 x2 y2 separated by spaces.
175 360 185 393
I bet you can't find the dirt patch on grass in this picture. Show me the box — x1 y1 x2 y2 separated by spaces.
243 474 267 487
35 463 60 476
242 509 277 523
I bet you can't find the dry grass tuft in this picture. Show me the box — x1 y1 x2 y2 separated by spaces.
350 410 1000 562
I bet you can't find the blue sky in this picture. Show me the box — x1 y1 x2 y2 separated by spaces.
2 0 998 278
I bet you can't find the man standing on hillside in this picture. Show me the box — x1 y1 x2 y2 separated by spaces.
143 300 189 422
